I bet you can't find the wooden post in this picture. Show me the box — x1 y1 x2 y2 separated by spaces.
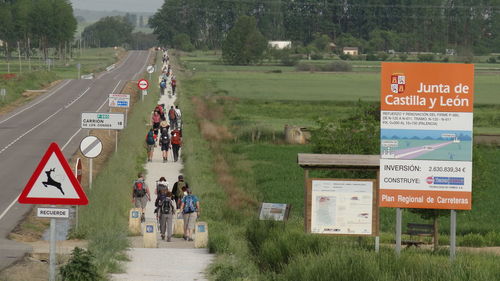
304 169 309 232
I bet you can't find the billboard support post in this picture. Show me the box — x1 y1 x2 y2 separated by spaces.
450 210 457 260
395 208 402 256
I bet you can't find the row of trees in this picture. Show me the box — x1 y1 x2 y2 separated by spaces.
0 0 77 60
82 16 158 50
150 0 500 55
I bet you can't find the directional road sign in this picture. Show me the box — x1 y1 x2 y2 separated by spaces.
18 142 88 205
147 65 155 74
80 136 102 158
81 112 125 130
108 94 130 108
137 79 149 90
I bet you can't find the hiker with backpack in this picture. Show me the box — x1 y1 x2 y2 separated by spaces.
180 188 200 241
160 79 166 95
145 128 155 162
154 189 176 241
172 175 189 209
151 110 161 137
156 176 169 195
132 173 151 222
159 121 170 162
171 76 177 96
170 129 182 162
174 105 182 130
168 106 177 129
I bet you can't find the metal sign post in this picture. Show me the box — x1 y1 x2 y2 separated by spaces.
395 208 402 256
77 63 81 80
79 136 103 190
0 88 6 102
49 215 56 281
450 210 457 260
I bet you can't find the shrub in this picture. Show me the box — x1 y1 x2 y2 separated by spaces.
172 33 195 52
487 56 497 63
442 56 449 62
366 53 378 61
399 53 408 61
295 62 318 72
417 53 435 61
339 53 352 60
320 61 352 72
377 52 389 61
59 247 102 281
459 233 486 247
310 53 323 60
281 54 301 66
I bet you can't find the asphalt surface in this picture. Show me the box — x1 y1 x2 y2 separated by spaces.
0 50 151 270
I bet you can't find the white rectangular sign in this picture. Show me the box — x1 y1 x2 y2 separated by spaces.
108 94 130 108
81 113 124 130
311 180 373 235
37 207 70 218
259 203 289 221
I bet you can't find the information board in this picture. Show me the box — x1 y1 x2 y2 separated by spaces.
81 113 124 130
307 179 377 236
259 203 291 221
379 63 473 210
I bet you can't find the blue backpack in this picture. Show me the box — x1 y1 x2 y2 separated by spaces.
183 195 196 213
160 80 166 89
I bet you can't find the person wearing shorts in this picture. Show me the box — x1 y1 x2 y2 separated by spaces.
132 173 151 222
180 188 200 241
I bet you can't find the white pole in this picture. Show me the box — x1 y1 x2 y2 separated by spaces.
89 158 93 190
450 210 457 260
395 208 402 256
115 130 118 153
375 236 380 253
17 41 21 73
49 217 56 281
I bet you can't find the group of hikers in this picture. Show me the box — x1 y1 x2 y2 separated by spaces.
146 103 182 163
132 174 200 242
132 48 200 243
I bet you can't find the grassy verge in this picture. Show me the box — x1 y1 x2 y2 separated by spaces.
176 50 500 281
0 48 124 111
72 50 160 276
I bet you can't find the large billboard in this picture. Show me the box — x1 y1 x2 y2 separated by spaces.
379 63 473 210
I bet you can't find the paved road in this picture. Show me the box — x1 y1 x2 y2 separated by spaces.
0 50 151 270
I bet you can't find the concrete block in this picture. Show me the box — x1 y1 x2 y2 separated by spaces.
128 208 142 235
173 215 184 235
194 221 208 248
143 222 157 248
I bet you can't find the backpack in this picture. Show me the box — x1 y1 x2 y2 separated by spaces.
156 182 168 194
133 180 146 197
160 81 166 89
160 197 173 214
146 131 155 145
171 133 181 145
160 130 170 145
168 109 176 120
183 195 196 213
175 181 185 199
171 79 176 87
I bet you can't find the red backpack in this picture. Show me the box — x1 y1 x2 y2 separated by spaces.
171 133 181 145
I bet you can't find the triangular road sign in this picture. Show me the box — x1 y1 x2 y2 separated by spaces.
18 142 88 205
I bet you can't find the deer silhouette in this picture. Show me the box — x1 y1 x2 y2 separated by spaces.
42 168 64 195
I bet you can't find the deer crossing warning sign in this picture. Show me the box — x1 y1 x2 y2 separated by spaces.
18 142 88 205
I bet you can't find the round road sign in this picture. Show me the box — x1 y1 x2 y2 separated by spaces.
146 65 155 74
80 136 102 158
138 79 149 90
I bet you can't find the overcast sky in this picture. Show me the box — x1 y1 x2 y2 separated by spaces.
70 0 163 13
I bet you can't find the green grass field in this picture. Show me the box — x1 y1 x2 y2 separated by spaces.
177 50 500 280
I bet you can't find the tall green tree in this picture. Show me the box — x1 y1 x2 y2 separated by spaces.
222 16 267 65
82 16 133 48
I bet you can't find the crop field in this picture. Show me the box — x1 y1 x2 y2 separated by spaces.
179 50 500 280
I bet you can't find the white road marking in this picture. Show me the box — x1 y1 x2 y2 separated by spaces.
65 87 91 109
0 195 20 221
0 108 62 155
0 80 70 125
132 51 152 80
